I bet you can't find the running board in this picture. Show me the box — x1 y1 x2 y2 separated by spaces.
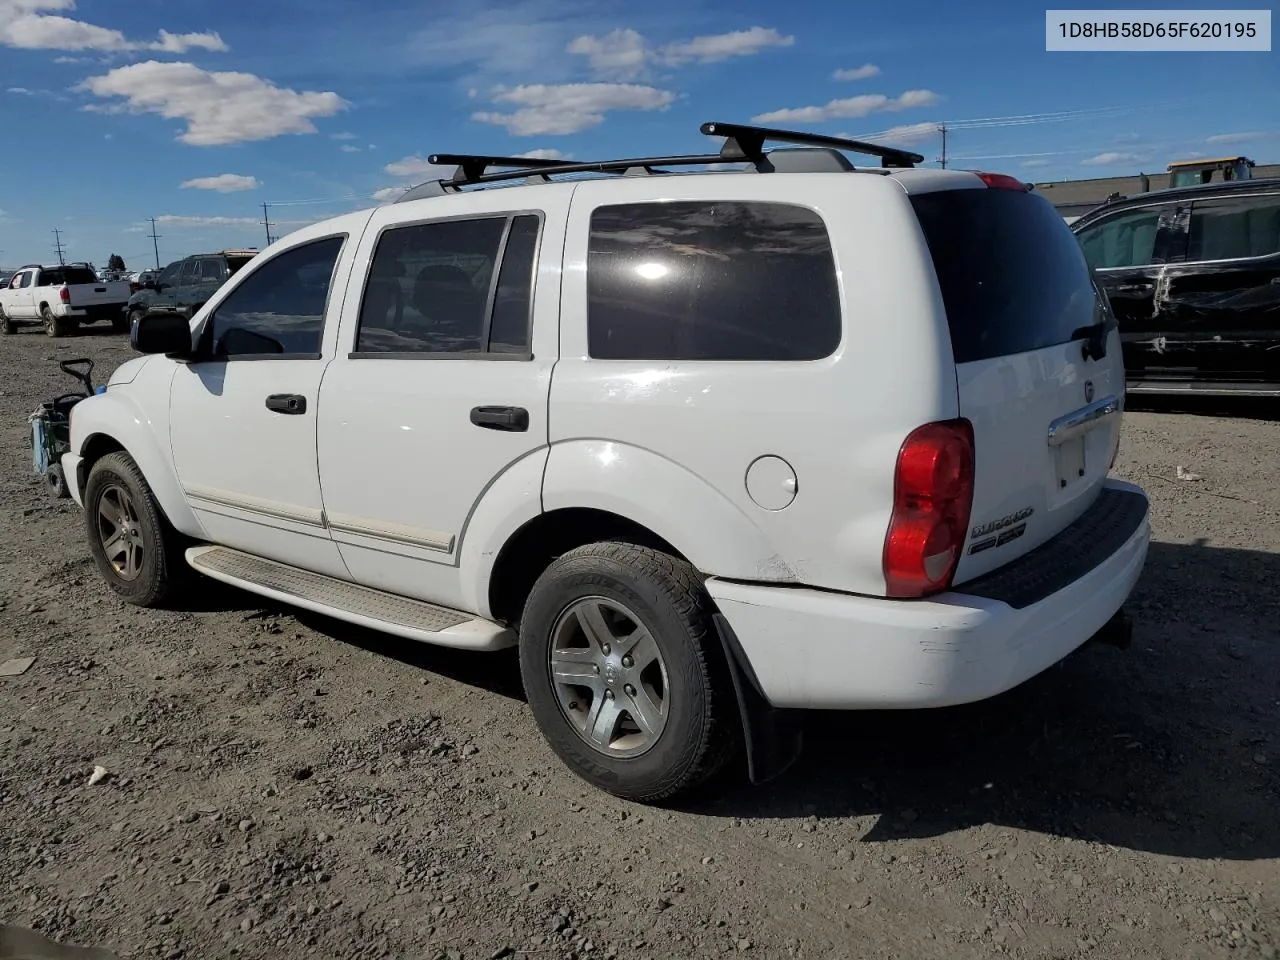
185 545 515 651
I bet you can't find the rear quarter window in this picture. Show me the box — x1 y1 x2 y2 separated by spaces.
911 188 1099 364
586 200 841 361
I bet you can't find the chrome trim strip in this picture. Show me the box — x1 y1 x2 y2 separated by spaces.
1047 395 1121 447
183 484 326 527
326 512 455 553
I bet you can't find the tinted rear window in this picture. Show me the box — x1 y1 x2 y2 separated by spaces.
587 201 841 361
910 188 1097 364
226 255 255 276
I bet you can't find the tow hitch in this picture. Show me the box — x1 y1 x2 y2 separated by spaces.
1089 609 1133 650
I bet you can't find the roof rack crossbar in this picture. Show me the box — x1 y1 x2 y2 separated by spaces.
700 121 924 168
428 153 577 185
438 153 739 189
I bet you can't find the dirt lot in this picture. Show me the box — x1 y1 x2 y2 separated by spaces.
1 327 1277 960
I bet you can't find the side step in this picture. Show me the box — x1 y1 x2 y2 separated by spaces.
185 545 515 651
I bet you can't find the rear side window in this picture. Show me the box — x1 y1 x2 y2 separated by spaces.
911 188 1098 365
587 201 841 361
354 214 540 356
61 267 97 285
1188 195 1280 261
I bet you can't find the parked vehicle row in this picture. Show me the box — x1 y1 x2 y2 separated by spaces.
57 122 1150 802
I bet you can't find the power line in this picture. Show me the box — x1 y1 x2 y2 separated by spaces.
147 218 162 270
52 228 66 265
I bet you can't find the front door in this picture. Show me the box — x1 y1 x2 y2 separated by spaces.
1079 200 1189 379
316 196 561 611
169 234 353 577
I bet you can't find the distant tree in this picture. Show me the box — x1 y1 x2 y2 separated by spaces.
107 253 126 272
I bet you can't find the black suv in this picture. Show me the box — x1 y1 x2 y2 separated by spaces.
1072 178 1280 396
126 250 258 327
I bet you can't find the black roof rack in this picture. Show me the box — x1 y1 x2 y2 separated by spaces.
700 121 924 168
400 120 923 196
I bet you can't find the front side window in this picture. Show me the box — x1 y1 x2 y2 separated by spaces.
204 236 344 359
586 201 841 361
355 213 541 355
1188 195 1280 262
1077 207 1164 269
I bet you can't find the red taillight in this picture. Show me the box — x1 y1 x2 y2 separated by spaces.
976 172 1028 192
59 286 70 303
883 419 976 599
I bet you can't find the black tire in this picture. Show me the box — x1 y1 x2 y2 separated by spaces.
0 307 14 335
45 463 69 499
42 305 69 338
83 451 189 607
111 313 130 333
126 308 146 337
519 542 738 803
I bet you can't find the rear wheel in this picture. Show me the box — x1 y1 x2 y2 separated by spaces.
83 452 189 607
45 463 69 499
42 305 70 338
519 542 738 803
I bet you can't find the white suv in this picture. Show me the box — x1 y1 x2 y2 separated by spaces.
62 122 1150 802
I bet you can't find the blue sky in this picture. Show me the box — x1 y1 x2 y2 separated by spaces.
1 0 1276 269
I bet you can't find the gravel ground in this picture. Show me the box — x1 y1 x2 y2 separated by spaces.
1 327 1277 960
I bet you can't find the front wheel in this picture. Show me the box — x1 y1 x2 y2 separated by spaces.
519 542 739 803
83 452 188 607
0 307 14 335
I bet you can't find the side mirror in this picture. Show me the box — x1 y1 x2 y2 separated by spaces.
132 312 193 358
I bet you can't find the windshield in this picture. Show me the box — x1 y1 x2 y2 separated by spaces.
911 187 1099 364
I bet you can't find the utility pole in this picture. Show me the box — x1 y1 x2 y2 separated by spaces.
52 228 66 265
262 203 274 247
937 124 948 169
147 217 162 270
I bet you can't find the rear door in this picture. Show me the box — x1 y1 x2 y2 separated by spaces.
1162 190 1280 381
909 183 1126 583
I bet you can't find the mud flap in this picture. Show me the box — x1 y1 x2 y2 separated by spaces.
713 613 804 784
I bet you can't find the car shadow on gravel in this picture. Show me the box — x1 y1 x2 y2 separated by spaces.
694 539 1280 862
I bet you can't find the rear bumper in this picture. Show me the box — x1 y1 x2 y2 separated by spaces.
706 479 1150 710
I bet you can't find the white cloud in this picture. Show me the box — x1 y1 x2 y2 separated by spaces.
517 148 568 160
659 26 793 65
1081 151 1141 166
568 28 648 80
340 144 361 153
568 25 793 79
752 89 939 125
180 173 260 192
833 64 879 81
372 186 409 202
1205 130 1274 145
156 215 260 228
384 155 446 178
331 131 358 140
1021 158 1051 168
473 82 674 136
7 86 33 94
0 1 225 52
78 61 348 146
854 121 939 146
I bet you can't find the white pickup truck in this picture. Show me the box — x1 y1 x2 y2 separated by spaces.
0 263 131 337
